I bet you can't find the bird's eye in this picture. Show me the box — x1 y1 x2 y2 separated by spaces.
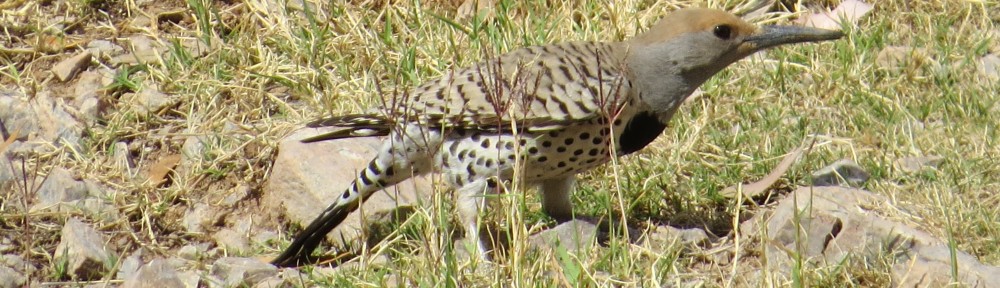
713 24 733 40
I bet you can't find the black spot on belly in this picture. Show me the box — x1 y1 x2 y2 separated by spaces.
618 111 667 155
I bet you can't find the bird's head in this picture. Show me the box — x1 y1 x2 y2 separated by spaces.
625 8 843 119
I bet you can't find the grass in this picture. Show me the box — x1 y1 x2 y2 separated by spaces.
1 0 998 286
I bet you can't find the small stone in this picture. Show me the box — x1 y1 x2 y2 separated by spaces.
177 271 200 288
116 248 145 280
177 244 208 261
250 230 278 246
0 265 26 288
213 228 250 254
811 159 869 187
528 219 598 252
221 185 251 207
111 35 165 65
211 257 278 287
875 46 931 71
0 254 32 288
121 259 186 288
54 218 116 280
85 40 125 58
642 226 710 248
30 167 88 212
979 53 1000 81
894 156 944 173
52 51 92 82
179 38 211 58
134 86 172 114
182 203 218 234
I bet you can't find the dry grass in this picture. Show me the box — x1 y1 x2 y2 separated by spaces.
1 0 998 286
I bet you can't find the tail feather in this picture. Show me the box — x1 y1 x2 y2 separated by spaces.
301 114 393 143
271 200 357 267
272 150 414 267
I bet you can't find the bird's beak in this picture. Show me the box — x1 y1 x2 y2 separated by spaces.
740 25 844 54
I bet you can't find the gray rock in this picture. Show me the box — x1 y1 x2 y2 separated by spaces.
134 85 173 114
116 248 144 280
30 167 88 212
262 129 434 249
742 186 1000 287
0 265 25 288
0 91 83 150
122 259 186 288
895 156 944 172
980 53 1000 81
253 269 305 288
212 228 250 254
177 243 208 261
211 257 278 287
70 68 115 121
640 226 710 248
811 159 869 187
182 203 219 234
0 254 31 288
111 35 165 65
528 219 598 252
54 218 116 280
177 270 201 288
86 40 125 58
52 51 92 82
220 184 250 207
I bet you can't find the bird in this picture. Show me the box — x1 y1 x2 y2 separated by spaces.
271 7 843 267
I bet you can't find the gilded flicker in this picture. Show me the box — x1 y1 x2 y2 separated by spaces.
272 8 843 267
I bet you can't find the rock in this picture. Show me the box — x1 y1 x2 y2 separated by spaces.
221 185 251 207
30 167 88 212
176 271 200 288
111 35 165 65
52 51 92 82
0 265 25 288
121 259 186 288
262 129 434 249
177 243 208 261
70 68 115 121
742 186 1000 287
85 40 125 58
875 46 932 71
0 91 83 150
894 156 944 173
528 219 598 252
250 230 278 246
133 85 173 114
213 228 250 254
0 254 31 288
211 257 278 287
810 159 869 187
116 248 144 280
62 198 121 222
182 203 219 234
979 53 1000 81
640 226 710 248
54 218 116 280
253 269 305 288
180 136 205 166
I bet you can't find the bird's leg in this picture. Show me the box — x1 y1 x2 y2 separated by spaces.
456 178 492 261
539 176 576 222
